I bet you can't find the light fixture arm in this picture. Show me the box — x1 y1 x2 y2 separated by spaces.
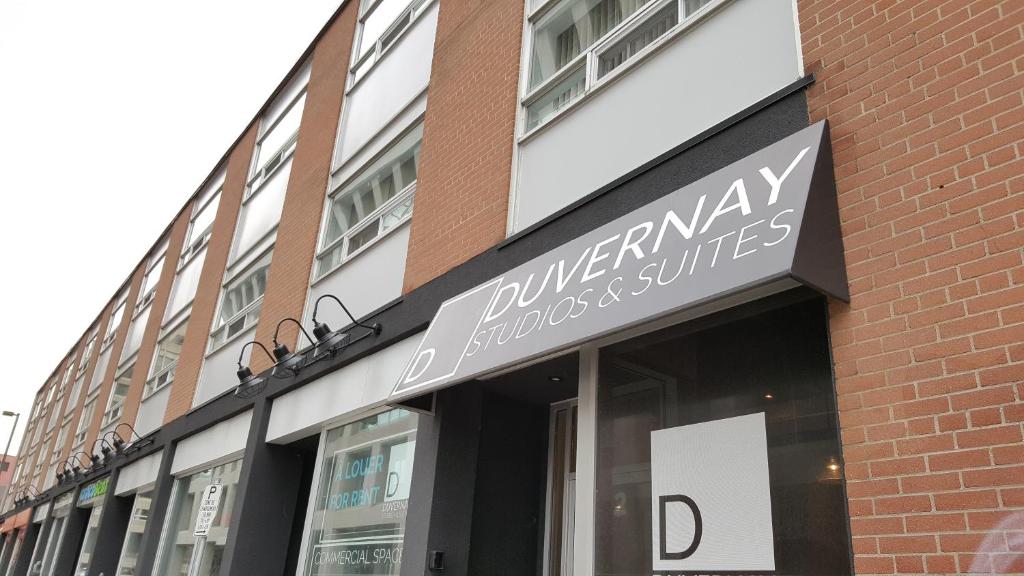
237 340 276 370
71 452 94 469
272 317 316 349
311 294 379 333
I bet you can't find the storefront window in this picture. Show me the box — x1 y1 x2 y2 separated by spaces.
37 494 73 576
155 459 242 576
114 490 153 576
2 533 22 576
594 296 851 575
301 408 418 576
74 476 110 576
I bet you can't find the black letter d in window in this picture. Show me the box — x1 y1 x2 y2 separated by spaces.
659 495 702 560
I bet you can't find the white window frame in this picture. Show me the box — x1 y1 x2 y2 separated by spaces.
73 397 97 448
245 89 307 201
208 247 274 354
293 404 408 575
518 0 727 139
346 0 435 91
313 125 422 282
77 332 97 377
103 362 135 426
180 178 223 269
103 295 128 350
145 316 189 399
136 240 169 314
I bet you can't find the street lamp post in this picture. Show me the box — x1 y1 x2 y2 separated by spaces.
1 411 20 506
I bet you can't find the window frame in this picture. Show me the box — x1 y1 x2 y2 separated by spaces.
346 0 436 91
180 184 222 270
102 295 128 350
136 240 170 314
77 332 98 377
245 89 307 201
313 124 422 282
294 405 416 576
208 247 274 355
145 316 189 399
518 0 727 139
102 361 135 426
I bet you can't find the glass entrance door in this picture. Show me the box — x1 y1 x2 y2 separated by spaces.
545 400 577 576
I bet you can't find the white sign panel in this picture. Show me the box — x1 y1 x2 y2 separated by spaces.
651 412 775 572
193 483 224 537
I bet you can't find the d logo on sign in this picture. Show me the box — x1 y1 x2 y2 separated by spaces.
658 495 702 560
650 413 775 572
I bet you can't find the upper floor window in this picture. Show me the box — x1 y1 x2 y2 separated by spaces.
73 398 97 447
59 361 74 396
249 92 306 195
78 332 98 376
103 295 128 349
181 178 222 266
103 363 134 426
137 239 169 313
315 125 421 279
146 319 188 397
349 0 432 85
523 0 714 132
210 250 273 351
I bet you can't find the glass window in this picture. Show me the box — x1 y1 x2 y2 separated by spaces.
73 504 104 576
141 254 165 301
65 376 84 417
104 299 127 347
115 491 153 576
121 305 151 364
3 533 22 576
37 487 74 573
73 399 97 447
359 0 412 58
78 334 97 375
166 251 205 322
253 93 306 180
155 460 243 576
52 423 69 462
594 297 850 575
523 0 712 130
146 320 188 397
317 126 422 278
211 252 272 349
103 364 134 426
183 188 221 260
301 408 418 576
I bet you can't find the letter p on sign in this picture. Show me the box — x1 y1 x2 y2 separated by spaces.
651 413 775 572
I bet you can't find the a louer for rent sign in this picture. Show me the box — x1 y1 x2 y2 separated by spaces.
391 121 847 400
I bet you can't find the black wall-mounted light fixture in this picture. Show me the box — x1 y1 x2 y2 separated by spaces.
234 340 276 399
310 294 382 358
270 318 317 378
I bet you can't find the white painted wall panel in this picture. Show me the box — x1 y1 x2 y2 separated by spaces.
194 326 256 407
513 0 802 231
334 3 437 167
171 410 252 475
133 386 170 438
266 333 422 444
115 450 163 496
306 223 410 329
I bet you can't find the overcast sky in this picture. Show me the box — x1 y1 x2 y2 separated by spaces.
0 0 343 456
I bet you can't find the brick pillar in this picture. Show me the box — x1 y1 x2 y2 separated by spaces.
401 0 525 292
249 4 359 373
800 2 1024 574
164 128 258 421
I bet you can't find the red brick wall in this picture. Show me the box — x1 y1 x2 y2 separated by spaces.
801 1 1024 574
250 5 358 373
402 0 525 292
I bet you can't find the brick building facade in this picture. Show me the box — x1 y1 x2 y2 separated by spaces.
0 1 1020 575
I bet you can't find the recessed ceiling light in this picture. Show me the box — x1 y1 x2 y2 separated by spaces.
763 393 773 400
549 376 563 382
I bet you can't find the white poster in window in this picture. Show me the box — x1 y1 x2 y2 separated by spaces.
384 440 415 503
650 412 775 572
